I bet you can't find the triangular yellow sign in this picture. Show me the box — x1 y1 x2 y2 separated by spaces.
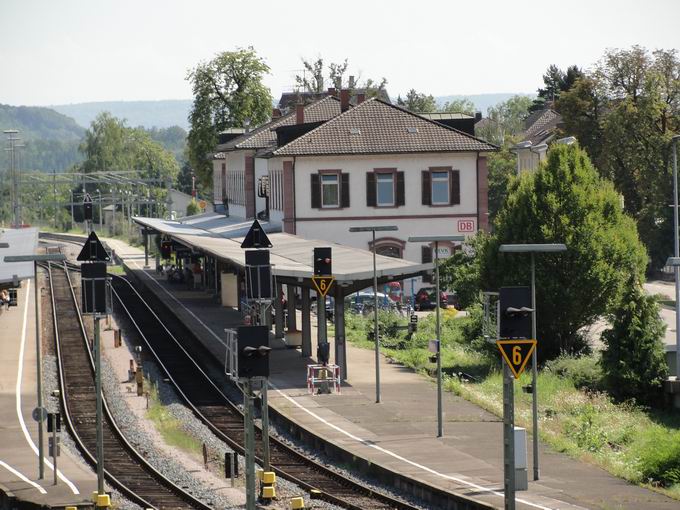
311 275 334 297
496 339 537 379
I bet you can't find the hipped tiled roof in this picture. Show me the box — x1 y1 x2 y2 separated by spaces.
216 96 341 151
271 99 497 156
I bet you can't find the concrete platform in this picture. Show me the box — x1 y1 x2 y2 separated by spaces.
108 238 680 510
0 279 97 508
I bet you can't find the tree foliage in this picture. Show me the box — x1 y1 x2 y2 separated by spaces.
529 64 583 112
444 144 647 360
476 95 533 146
600 283 667 404
442 98 476 116
295 57 388 98
557 46 680 268
396 89 438 112
186 47 272 188
79 112 179 182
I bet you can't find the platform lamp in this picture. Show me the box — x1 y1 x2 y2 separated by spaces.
499 242 566 481
349 225 398 403
4 253 67 479
408 235 465 438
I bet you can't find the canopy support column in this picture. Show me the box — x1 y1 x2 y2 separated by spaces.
301 287 312 357
274 281 284 339
334 284 347 380
286 285 297 331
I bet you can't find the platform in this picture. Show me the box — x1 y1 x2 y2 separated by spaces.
0 279 97 508
107 237 680 510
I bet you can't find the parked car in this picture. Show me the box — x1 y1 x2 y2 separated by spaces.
414 287 448 310
346 291 394 313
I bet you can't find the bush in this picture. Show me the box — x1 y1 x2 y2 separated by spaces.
630 427 680 487
186 199 201 216
601 283 668 404
545 354 604 391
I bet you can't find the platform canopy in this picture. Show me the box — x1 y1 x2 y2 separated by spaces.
0 228 39 285
133 214 431 288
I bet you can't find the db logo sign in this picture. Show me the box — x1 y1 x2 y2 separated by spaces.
457 219 475 233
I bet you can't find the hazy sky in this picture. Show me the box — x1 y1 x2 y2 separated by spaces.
1 0 679 106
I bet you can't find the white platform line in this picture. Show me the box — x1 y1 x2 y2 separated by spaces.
16 280 80 495
0 460 47 494
125 254 557 510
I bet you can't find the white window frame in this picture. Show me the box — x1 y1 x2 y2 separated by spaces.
376 172 395 207
321 173 340 208
431 170 450 205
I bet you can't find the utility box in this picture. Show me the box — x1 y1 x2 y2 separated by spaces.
514 426 528 491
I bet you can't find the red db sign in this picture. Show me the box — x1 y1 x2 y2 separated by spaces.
458 219 475 233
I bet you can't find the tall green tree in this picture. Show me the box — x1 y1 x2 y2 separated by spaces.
445 144 647 360
442 98 476 115
529 64 583 112
186 47 272 188
396 89 437 112
477 95 533 146
600 282 667 404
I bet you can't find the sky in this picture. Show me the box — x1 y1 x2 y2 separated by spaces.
1 0 679 106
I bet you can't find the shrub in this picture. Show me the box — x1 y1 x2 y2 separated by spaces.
601 283 668 404
545 354 604 391
630 427 680 487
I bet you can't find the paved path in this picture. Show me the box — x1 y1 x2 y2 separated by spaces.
0 277 97 508
108 238 680 510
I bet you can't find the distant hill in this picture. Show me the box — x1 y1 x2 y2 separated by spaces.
0 104 84 171
435 93 535 115
51 100 193 131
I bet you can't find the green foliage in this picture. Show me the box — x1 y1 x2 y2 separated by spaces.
483 144 647 359
631 427 680 487
600 284 668 404
396 89 438 112
487 148 517 221
187 47 272 188
529 64 583 112
186 198 201 217
476 95 533 145
544 354 604 391
145 126 187 164
558 46 680 269
440 232 488 310
441 98 475 116
294 56 388 99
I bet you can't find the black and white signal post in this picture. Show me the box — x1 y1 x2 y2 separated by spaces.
497 286 535 510
228 219 274 509
83 193 93 234
77 231 111 504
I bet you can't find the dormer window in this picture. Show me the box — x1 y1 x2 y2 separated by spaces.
406 127 418 134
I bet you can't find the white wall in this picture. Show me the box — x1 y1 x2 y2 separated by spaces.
225 152 246 219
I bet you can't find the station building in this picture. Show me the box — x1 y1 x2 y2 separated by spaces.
212 91 497 286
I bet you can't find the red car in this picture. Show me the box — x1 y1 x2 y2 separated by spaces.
414 287 448 310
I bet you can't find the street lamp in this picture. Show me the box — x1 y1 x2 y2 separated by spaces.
409 235 465 437
349 225 398 403
96 189 102 232
499 242 567 481
670 134 680 379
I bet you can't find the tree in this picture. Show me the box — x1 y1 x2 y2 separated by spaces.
477 95 533 146
396 89 437 112
186 47 272 188
295 57 388 98
445 144 648 360
600 282 667 404
529 64 583 112
558 46 679 269
487 148 517 220
442 98 476 116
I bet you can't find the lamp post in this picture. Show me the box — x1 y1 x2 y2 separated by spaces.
409 235 464 437
670 134 680 379
4 253 67 479
349 225 398 403
96 189 102 232
499 243 566 481
69 190 74 231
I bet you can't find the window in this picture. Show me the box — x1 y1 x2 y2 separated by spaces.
376 244 401 258
376 173 395 206
321 174 339 207
431 171 449 205
371 237 405 259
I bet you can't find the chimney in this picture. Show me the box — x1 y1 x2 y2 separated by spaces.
296 103 305 124
340 89 350 112
357 93 366 104
327 87 337 97
272 108 282 119
349 75 355 89
475 111 482 122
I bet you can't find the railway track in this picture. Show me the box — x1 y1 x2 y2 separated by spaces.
47 261 213 510
109 272 419 510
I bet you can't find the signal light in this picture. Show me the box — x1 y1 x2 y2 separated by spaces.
313 247 332 276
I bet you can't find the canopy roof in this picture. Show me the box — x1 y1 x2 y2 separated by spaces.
0 228 39 285
134 214 431 283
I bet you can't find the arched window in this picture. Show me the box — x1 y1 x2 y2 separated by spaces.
369 237 405 259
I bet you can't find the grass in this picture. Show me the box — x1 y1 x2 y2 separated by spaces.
146 381 203 455
342 310 680 499
106 265 127 275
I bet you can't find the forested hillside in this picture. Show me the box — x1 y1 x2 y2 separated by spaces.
0 104 85 171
